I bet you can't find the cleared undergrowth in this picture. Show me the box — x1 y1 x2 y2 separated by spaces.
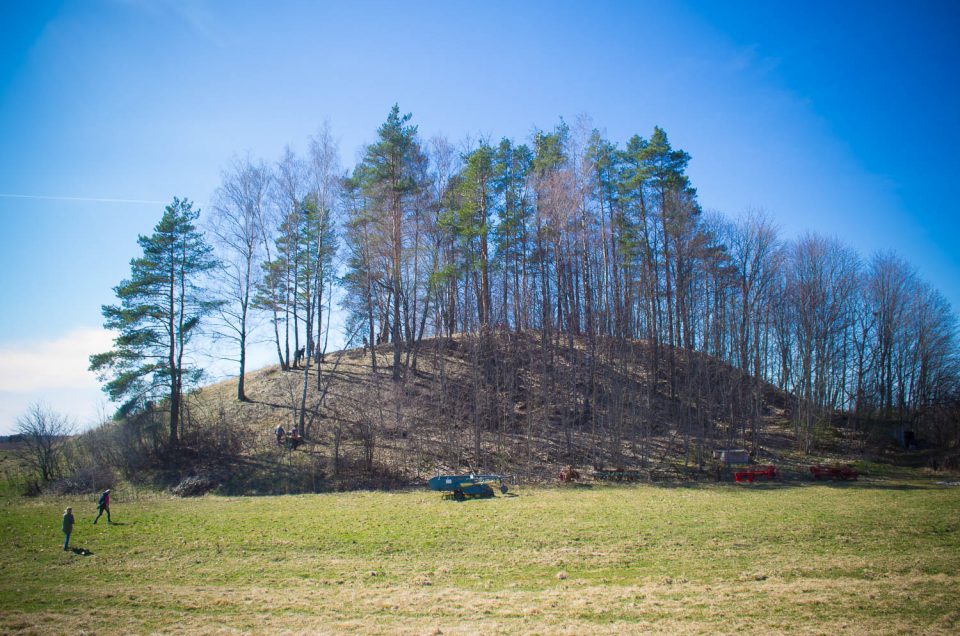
1 480 958 634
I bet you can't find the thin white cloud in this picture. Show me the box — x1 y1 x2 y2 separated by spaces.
0 194 163 204
0 329 117 434
0 328 114 393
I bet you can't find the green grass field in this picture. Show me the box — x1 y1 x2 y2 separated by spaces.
1 481 958 634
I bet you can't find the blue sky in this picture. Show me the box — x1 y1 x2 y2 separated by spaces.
1 0 958 433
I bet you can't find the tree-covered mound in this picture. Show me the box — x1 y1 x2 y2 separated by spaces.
64 332 955 496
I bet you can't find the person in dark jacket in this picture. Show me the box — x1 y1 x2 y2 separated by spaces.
62 507 74 550
93 489 111 524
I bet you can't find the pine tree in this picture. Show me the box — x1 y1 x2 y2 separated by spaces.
356 105 426 380
455 142 498 328
340 168 380 371
493 138 533 330
90 198 219 447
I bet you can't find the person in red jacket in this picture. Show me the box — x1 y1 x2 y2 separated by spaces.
93 489 111 524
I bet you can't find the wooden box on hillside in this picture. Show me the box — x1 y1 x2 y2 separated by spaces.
713 449 750 465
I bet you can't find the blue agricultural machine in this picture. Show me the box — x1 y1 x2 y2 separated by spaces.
428 474 509 501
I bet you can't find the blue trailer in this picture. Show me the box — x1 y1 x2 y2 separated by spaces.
428 474 509 501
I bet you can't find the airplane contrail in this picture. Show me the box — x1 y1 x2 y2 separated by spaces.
0 193 164 204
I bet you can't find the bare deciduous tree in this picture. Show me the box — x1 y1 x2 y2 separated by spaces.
14 403 74 483
209 156 271 401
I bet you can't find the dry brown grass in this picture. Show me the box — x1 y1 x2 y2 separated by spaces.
4 575 958 635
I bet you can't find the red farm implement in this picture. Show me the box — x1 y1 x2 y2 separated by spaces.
809 465 858 481
734 465 778 484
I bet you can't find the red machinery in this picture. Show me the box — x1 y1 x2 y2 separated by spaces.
734 465 778 483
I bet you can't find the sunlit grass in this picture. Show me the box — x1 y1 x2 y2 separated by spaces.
1 481 957 634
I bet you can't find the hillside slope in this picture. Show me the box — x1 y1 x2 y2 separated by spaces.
167 331 880 494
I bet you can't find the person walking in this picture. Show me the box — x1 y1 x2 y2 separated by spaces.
275 424 285 446
289 425 301 449
62 507 74 550
93 489 111 524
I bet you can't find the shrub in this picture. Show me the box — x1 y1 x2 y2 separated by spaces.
48 464 116 495
171 472 222 497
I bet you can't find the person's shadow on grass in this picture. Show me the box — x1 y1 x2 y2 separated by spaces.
70 547 94 556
